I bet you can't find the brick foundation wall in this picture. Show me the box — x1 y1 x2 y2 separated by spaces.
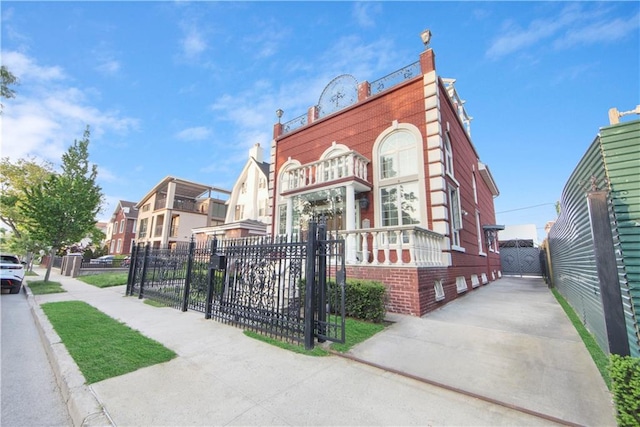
346 264 501 316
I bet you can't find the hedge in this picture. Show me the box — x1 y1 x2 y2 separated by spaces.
609 354 640 427
300 278 387 323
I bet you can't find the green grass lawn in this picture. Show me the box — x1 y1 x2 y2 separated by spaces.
552 288 611 389
77 272 128 288
41 301 176 384
27 280 66 295
25 270 38 276
244 316 387 356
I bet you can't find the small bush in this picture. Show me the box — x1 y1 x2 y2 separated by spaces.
339 279 387 323
609 354 640 427
301 278 387 323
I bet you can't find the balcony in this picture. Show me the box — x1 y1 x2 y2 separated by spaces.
281 151 370 193
338 226 446 267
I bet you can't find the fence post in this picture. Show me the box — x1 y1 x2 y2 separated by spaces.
181 238 196 312
317 222 327 343
139 244 150 300
587 191 630 356
205 238 218 320
304 221 317 350
126 242 137 296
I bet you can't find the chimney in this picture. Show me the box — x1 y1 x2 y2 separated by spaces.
249 143 263 163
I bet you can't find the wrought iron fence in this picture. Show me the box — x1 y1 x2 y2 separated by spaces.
370 61 421 96
126 222 345 349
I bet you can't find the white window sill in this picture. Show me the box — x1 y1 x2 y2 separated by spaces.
451 245 466 253
435 295 445 302
479 250 487 257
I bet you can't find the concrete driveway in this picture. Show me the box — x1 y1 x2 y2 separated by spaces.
347 277 616 426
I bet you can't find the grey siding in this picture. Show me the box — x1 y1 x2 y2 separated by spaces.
548 138 609 353
548 119 640 357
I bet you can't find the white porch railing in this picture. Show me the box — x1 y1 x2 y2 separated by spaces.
338 226 447 267
282 151 369 192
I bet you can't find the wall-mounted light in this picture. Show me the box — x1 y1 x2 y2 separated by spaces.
483 224 505 247
420 29 432 48
276 109 284 123
358 195 370 210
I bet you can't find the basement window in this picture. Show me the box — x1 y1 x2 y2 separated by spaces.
471 274 480 288
481 273 488 284
434 280 445 301
456 276 468 293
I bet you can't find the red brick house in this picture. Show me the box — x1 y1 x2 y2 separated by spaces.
269 41 502 316
107 200 139 255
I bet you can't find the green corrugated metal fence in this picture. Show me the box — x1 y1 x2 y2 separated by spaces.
600 120 640 356
548 119 640 357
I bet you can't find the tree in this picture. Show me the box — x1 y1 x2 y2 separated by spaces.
0 156 55 237
1 65 18 112
21 126 104 281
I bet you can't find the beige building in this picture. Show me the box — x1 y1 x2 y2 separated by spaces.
135 176 230 248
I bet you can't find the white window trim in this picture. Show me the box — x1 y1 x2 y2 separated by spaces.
476 211 487 256
456 276 468 293
481 273 489 284
449 184 464 252
471 274 480 288
372 121 428 230
434 280 445 301
444 131 455 179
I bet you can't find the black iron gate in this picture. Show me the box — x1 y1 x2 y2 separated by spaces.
126 221 345 349
499 240 543 277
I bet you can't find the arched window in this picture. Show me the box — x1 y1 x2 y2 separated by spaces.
379 131 418 180
444 131 454 177
373 125 425 231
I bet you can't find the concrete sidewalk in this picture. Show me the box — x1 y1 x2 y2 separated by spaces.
24 269 615 426
348 277 616 426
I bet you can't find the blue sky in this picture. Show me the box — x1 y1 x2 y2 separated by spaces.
2 1 639 242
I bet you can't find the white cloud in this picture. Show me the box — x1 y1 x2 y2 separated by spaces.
352 2 381 28
2 50 66 81
0 51 139 166
182 27 207 59
175 126 212 141
554 13 640 49
485 4 632 59
96 59 121 75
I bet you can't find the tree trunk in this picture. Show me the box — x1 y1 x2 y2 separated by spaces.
44 248 53 282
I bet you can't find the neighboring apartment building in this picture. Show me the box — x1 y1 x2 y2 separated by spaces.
193 144 270 240
269 38 501 316
135 176 230 248
106 200 138 255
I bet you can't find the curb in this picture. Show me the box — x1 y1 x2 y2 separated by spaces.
23 282 114 427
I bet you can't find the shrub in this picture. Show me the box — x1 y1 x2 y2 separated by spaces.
301 278 387 323
609 354 640 427
337 279 386 323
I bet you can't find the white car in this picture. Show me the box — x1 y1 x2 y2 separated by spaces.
1 254 25 294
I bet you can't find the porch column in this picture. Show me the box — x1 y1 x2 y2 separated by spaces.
345 185 357 264
166 181 176 209
286 198 293 240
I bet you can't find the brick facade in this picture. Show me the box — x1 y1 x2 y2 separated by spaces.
272 47 502 317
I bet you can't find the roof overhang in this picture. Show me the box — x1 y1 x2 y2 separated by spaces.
478 161 500 197
136 176 231 208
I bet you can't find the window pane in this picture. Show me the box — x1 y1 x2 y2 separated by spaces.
380 187 399 226
380 155 397 179
400 183 420 225
379 131 417 180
